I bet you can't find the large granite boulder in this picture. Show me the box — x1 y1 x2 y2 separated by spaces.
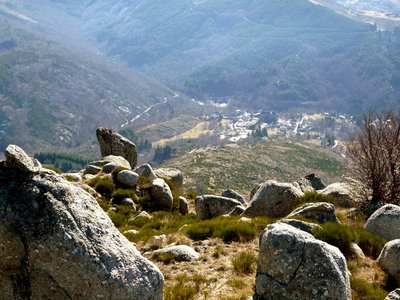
117 170 139 187
364 204 400 241
0 146 163 299
255 223 351 300
292 178 315 193
386 289 400 300
278 219 322 234
154 168 183 191
221 189 247 205
244 180 303 218
288 202 340 224
150 178 174 212
5 144 41 173
319 182 358 208
378 239 400 286
195 195 244 220
96 127 137 168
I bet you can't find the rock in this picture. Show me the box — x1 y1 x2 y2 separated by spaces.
195 195 244 220
239 217 252 223
386 289 400 300
124 229 139 236
117 170 139 187
149 245 199 262
255 223 351 300
0 147 163 299
178 196 189 215
84 164 102 175
378 239 400 286
148 235 168 249
5 144 41 173
349 243 365 259
150 178 174 212
228 205 246 216
154 168 183 191
221 189 247 205
134 164 158 188
305 173 326 190
96 127 137 168
102 162 119 174
244 180 303 218
364 204 400 241
292 178 315 193
130 211 153 227
278 219 322 234
62 173 81 182
288 202 340 224
120 198 137 210
318 182 358 208
91 155 131 170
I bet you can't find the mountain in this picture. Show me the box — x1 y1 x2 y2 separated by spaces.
0 20 179 154
67 0 400 113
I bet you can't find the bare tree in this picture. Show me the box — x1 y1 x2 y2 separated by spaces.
347 112 400 206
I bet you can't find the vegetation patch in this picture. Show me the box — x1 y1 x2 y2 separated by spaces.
231 250 257 275
295 192 334 207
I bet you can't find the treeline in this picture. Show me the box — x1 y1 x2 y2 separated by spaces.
34 152 93 172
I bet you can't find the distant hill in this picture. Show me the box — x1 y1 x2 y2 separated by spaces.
0 21 177 154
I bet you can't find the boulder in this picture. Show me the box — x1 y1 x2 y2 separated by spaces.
195 195 244 220
244 180 303 218
148 234 168 249
178 196 189 215
120 198 137 210
62 173 81 182
319 182 358 208
91 155 131 170
278 219 322 234
0 147 163 299
5 144 41 173
378 239 400 286
149 245 199 262
255 223 351 300
150 178 174 211
134 164 158 188
386 289 400 300
96 127 137 168
154 168 183 191
117 170 139 187
292 178 315 193
288 202 340 224
364 204 400 241
228 205 246 216
305 173 326 190
221 189 247 205
102 162 119 174
84 164 102 175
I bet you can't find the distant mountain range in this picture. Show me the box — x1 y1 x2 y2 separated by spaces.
0 0 400 153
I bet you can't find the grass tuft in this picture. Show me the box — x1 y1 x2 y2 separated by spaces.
231 250 257 274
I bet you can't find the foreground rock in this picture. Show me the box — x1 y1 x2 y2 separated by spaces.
244 180 303 218
5 144 41 173
255 223 351 300
221 189 247 205
150 178 174 211
378 239 400 286
319 182 358 208
364 204 400 241
288 202 340 224
195 195 245 220
278 219 322 234
386 289 400 300
0 146 163 299
96 127 137 168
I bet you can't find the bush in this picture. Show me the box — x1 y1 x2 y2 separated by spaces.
164 273 209 300
231 251 257 274
350 277 388 300
295 192 334 207
94 177 116 197
216 222 257 243
108 205 134 227
112 188 138 204
314 222 386 258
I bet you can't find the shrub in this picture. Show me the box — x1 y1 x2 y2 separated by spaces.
94 177 116 197
295 192 334 207
231 251 257 274
86 175 100 187
216 222 257 243
314 222 387 258
108 205 135 228
350 277 388 300
112 188 138 203
164 273 209 300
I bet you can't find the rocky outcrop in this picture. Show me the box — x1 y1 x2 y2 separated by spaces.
150 178 174 211
195 195 244 220
255 223 351 300
378 239 400 286
288 202 340 224
96 127 137 168
221 189 247 205
0 145 163 299
154 168 183 191
319 182 358 208
364 204 400 241
244 180 303 218
5 144 41 173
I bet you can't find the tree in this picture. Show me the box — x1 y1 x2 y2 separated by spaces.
347 112 400 206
